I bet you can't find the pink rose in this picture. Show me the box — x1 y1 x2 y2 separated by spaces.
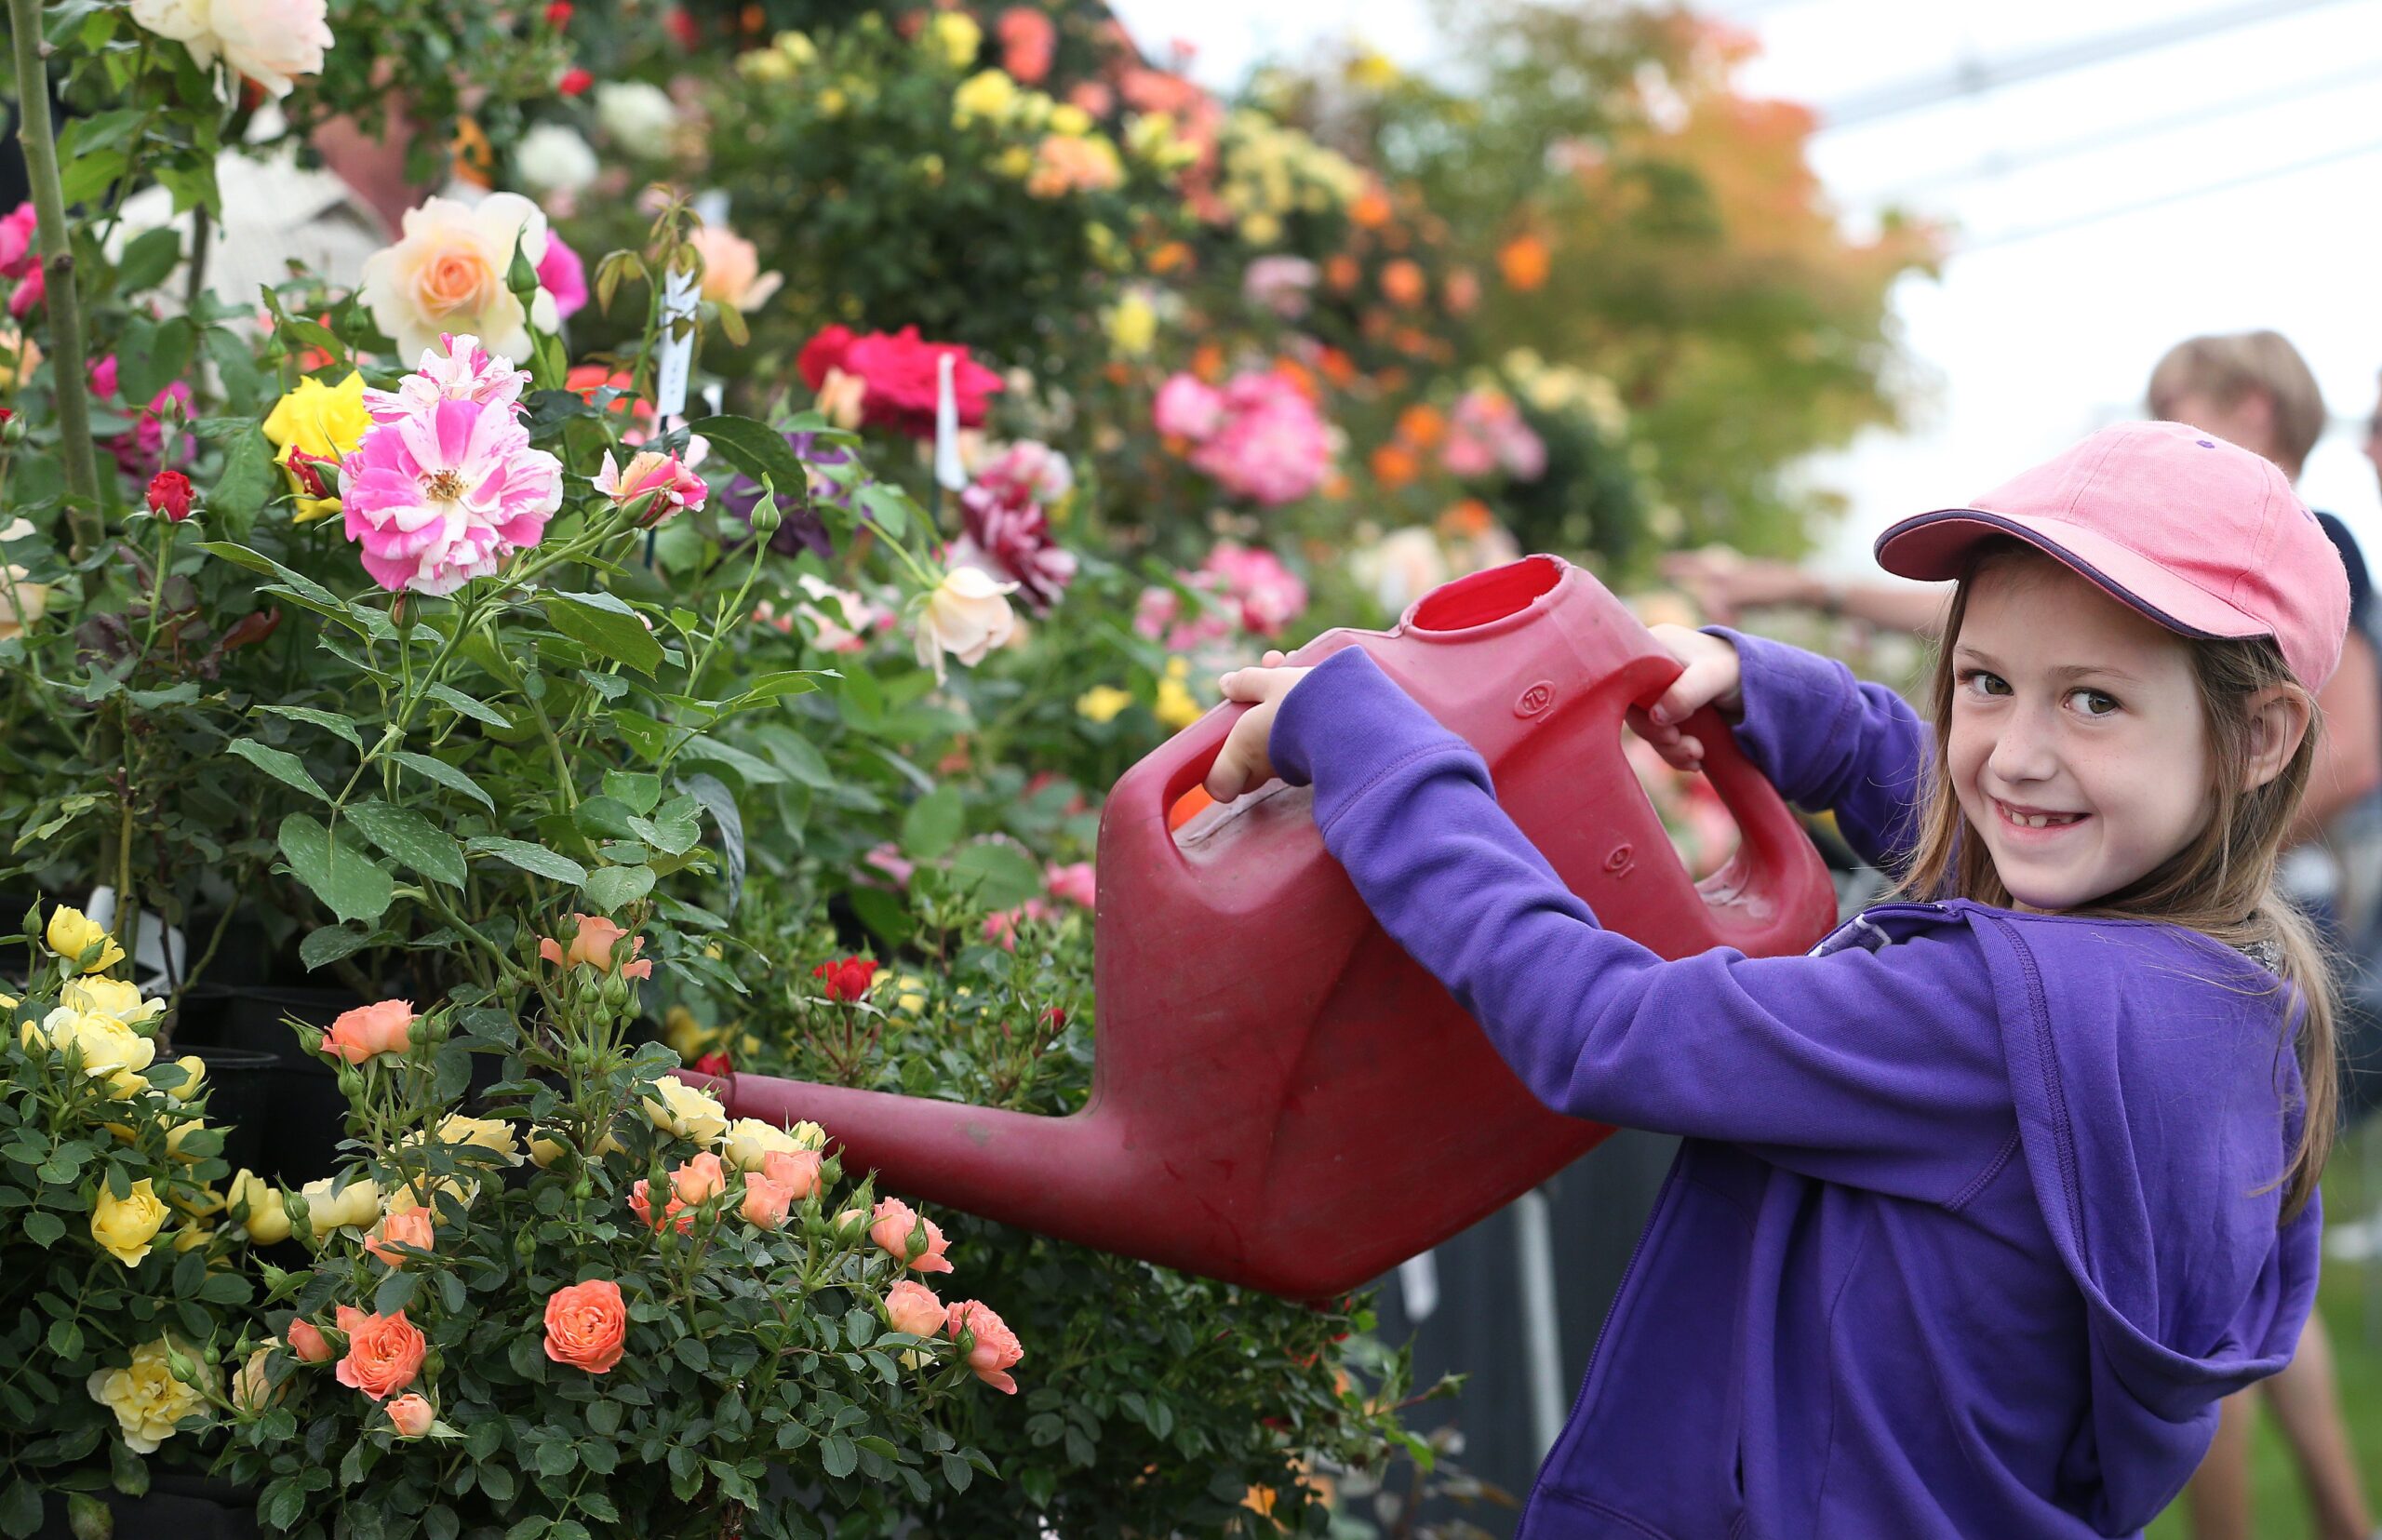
867 1198 954 1273
386 1393 435 1438
759 1148 823 1202
739 1171 794 1230
1202 541 1308 637
1044 862 1095 910
538 913 654 978
322 999 415 1064
287 1319 333 1363
944 1300 1024 1394
689 224 783 313
339 384 561 596
983 899 1055 952
997 7 1055 83
1152 374 1223 441
668 1151 727 1206
1187 372 1331 506
594 449 707 528
884 1279 945 1337
536 232 587 322
863 843 915 889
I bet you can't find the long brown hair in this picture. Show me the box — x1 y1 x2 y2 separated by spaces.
1892 541 2337 1220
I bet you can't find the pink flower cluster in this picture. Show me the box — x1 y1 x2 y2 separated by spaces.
339 335 563 595
1152 370 1332 507
89 355 194 477
1442 388 1546 482
1133 541 1309 651
0 203 40 317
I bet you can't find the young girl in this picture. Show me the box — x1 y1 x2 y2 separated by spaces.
1207 420 2349 1539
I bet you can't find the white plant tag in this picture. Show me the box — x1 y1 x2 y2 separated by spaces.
933 352 968 491
654 263 700 422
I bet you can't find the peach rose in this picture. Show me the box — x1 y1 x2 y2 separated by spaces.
739 1171 793 1230
884 1279 944 1338
944 1300 1024 1394
231 1346 280 1413
287 1319 333 1363
628 1178 692 1235
359 194 554 363
759 1148 823 1203
322 999 414 1064
364 1208 435 1268
539 912 654 978
333 1306 425 1401
543 1279 627 1374
386 1393 435 1437
867 1198 954 1274
689 224 783 313
668 1151 727 1206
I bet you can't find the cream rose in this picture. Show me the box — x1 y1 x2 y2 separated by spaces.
644 1075 729 1145
0 564 46 642
515 123 600 195
127 0 330 98
722 1118 804 1172
300 1172 383 1238
595 83 678 150
913 566 1019 681
359 194 551 364
88 1340 210 1453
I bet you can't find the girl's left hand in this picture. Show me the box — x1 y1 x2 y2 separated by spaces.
1209 650 1311 802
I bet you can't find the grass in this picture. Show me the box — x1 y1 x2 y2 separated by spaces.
2147 1119 2382 1540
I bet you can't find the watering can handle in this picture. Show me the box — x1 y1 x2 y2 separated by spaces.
1663 700 1829 945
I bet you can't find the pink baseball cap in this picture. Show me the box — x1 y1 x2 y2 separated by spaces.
1873 420 2350 690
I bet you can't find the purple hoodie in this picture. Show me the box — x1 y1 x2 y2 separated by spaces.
1267 629 2320 1540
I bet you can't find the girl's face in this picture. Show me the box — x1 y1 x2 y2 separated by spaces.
1947 558 2213 912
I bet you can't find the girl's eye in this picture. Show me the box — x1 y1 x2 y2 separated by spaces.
1958 668 2010 698
2069 688 2120 718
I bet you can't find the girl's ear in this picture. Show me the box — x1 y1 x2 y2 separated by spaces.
2243 684 2313 791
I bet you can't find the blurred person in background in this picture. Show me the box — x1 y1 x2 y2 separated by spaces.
1666 330 2382 1540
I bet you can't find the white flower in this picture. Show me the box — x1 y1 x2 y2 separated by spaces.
596 83 679 151
128 0 331 99
913 566 1018 681
358 194 552 364
515 123 600 196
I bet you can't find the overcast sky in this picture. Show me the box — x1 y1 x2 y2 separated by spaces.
1109 0 2382 573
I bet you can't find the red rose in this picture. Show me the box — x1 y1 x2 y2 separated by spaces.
841 328 1002 438
543 0 572 23
692 1050 732 1078
557 66 594 96
146 470 194 522
664 7 699 47
810 957 878 1004
796 325 855 390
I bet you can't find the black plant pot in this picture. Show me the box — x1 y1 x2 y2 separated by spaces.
33 1472 258 1540
171 984 361 1188
178 1045 281 1182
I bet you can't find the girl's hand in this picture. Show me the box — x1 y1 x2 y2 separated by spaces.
1209 649 1311 802
1627 624 1744 773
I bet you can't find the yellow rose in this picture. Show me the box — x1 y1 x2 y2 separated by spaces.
817 87 848 117
1155 675 1202 731
92 1178 170 1266
1077 685 1132 724
164 1118 209 1162
1104 292 1157 357
952 68 1016 128
300 1172 383 1238
55 1011 158 1092
774 29 816 66
170 1221 211 1252
0 564 46 642
1049 103 1092 138
994 144 1035 180
663 1004 717 1061
645 1074 729 1145
163 1054 207 1104
229 1169 291 1245
261 372 369 523
787 1119 827 1152
722 1118 804 1172
437 1113 524 1166
737 47 795 83
87 1339 210 1453
926 10 980 68
890 974 929 1013
358 193 550 365
528 1128 623 1168
172 1178 224 1219
63 975 164 1026
46 905 124 973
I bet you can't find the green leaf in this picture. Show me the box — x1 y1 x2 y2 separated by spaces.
194 542 357 627
258 704 366 752
210 427 275 535
673 1335 710 1372
623 813 697 856
855 483 911 541
694 413 810 503
277 813 395 924
0 1477 42 1539
467 837 588 884
391 751 496 811
263 1479 306 1531
477 1464 515 1504
601 771 661 813
425 683 511 729
118 317 196 410
117 226 181 295
582 864 654 913
820 1435 857 1480
226 738 331 803
59 147 126 205
299 925 376 971
900 785 965 861
542 592 661 676
939 1453 973 1493
948 841 1044 909
678 737 786 787
347 800 468 888
21 1211 63 1247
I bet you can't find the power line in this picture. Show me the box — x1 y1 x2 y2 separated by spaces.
1816 0 2373 129
1958 132 2382 250
1855 54 2382 203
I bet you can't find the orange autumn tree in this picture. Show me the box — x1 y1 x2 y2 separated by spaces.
1269 2 1944 558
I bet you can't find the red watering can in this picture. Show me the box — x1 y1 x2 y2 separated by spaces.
723 556 1837 1299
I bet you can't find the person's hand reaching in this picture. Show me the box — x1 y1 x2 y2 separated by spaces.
1626 625 1743 773
1208 649 1311 802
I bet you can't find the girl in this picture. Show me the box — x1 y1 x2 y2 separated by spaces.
1206 421 2348 1539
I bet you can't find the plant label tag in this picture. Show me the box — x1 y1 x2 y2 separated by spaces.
654 264 700 422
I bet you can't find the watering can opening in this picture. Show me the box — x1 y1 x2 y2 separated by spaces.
1404 553 1564 633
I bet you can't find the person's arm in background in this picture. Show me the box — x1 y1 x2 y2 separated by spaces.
2291 627 2382 846
1661 549 1951 636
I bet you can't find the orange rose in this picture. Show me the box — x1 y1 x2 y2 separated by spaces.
668 1151 727 1206
386 1393 435 1438
944 1300 1024 1394
1380 258 1425 308
1396 404 1446 450
1370 444 1419 489
365 1208 435 1268
543 1279 627 1374
883 1279 944 1338
868 1198 954 1274
759 1148 822 1202
1498 234 1550 292
628 1178 692 1235
333 1306 425 1401
288 1319 333 1363
322 1000 414 1064
1349 187 1392 229
538 913 654 979
738 1171 793 1230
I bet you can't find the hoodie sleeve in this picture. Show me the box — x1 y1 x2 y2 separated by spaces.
1271 648 2013 1206
1713 628 1930 876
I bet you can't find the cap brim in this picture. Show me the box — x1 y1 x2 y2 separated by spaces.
1874 507 2274 647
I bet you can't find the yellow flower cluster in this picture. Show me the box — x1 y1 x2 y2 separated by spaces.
1503 349 1628 439
1124 113 1202 173
260 373 369 524
1076 684 1132 724
738 28 817 82
925 10 980 70
1155 657 1203 731
1216 110 1366 246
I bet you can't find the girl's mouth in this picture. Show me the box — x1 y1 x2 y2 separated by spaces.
1995 797 2088 834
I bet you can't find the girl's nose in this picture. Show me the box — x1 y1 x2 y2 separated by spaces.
1988 705 2061 783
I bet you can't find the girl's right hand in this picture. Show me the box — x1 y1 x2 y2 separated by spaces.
1628 624 1744 773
